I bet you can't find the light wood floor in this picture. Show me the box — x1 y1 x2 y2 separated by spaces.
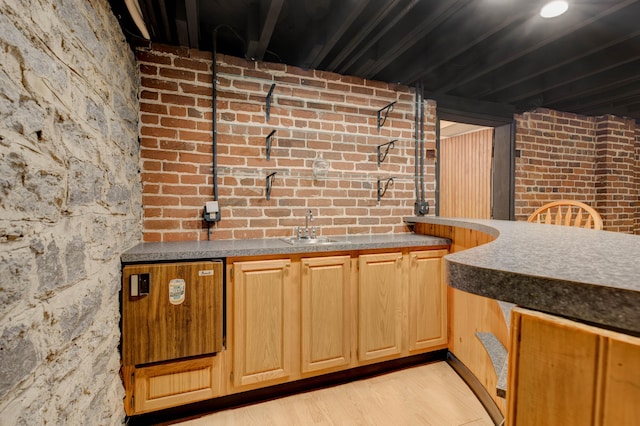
177 362 493 425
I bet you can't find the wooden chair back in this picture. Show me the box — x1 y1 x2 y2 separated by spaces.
527 200 603 230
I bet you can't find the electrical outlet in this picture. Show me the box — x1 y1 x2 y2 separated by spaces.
414 201 429 216
203 201 221 222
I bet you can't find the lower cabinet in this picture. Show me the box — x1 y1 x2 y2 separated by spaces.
357 250 449 363
230 259 294 392
507 308 640 426
121 247 448 415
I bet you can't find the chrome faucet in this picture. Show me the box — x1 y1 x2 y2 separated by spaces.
305 209 313 237
297 209 316 239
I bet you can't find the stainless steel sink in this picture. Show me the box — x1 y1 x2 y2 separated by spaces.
280 237 342 245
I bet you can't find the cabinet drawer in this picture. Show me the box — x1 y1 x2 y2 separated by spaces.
123 355 222 415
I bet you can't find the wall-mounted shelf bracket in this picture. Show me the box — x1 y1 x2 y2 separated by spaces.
377 140 397 166
377 101 396 131
265 171 277 200
377 177 394 201
265 83 276 121
266 129 276 160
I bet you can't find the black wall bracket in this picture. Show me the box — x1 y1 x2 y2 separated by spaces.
265 83 276 121
377 140 396 166
265 171 277 200
266 129 276 160
377 177 394 201
377 101 396 131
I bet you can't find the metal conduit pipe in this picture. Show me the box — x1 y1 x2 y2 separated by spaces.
420 83 425 202
414 85 421 203
414 83 429 216
212 30 219 206
204 28 222 240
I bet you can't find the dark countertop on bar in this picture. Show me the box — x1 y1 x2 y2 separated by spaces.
121 233 450 263
405 216 640 335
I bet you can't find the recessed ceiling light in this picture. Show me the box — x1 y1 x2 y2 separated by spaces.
540 1 569 18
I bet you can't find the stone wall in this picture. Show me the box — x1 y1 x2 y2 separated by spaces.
138 45 436 242
0 0 140 424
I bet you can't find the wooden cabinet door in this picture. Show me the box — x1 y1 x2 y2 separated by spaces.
358 252 403 362
231 259 294 390
408 250 448 352
301 255 351 374
508 308 640 426
601 336 640 424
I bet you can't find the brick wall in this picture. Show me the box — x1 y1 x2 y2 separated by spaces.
138 45 436 242
514 109 597 220
636 126 640 234
138 48 637 238
594 115 637 233
515 108 639 234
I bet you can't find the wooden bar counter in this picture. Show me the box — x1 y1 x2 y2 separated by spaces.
407 216 640 426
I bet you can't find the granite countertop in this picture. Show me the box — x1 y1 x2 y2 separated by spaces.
121 233 450 264
405 216 640 334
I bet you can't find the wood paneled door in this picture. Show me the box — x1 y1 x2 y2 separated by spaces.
439 127 494 219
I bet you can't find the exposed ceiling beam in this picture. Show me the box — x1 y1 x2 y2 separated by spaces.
497 53 640 105
335 0 418 74
541 62 640 107
475 30 640 99
246 1 259 58
434 0 639 95
138 0 158 38
175 0 189 47
157 0 171 42
554 84 640 114
185 0 199 49
257 0 284 61
301 0 369 70
325 0 404 72
353 0 466 79
246 0 284 61
111 0 640 120
397 3 529 85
